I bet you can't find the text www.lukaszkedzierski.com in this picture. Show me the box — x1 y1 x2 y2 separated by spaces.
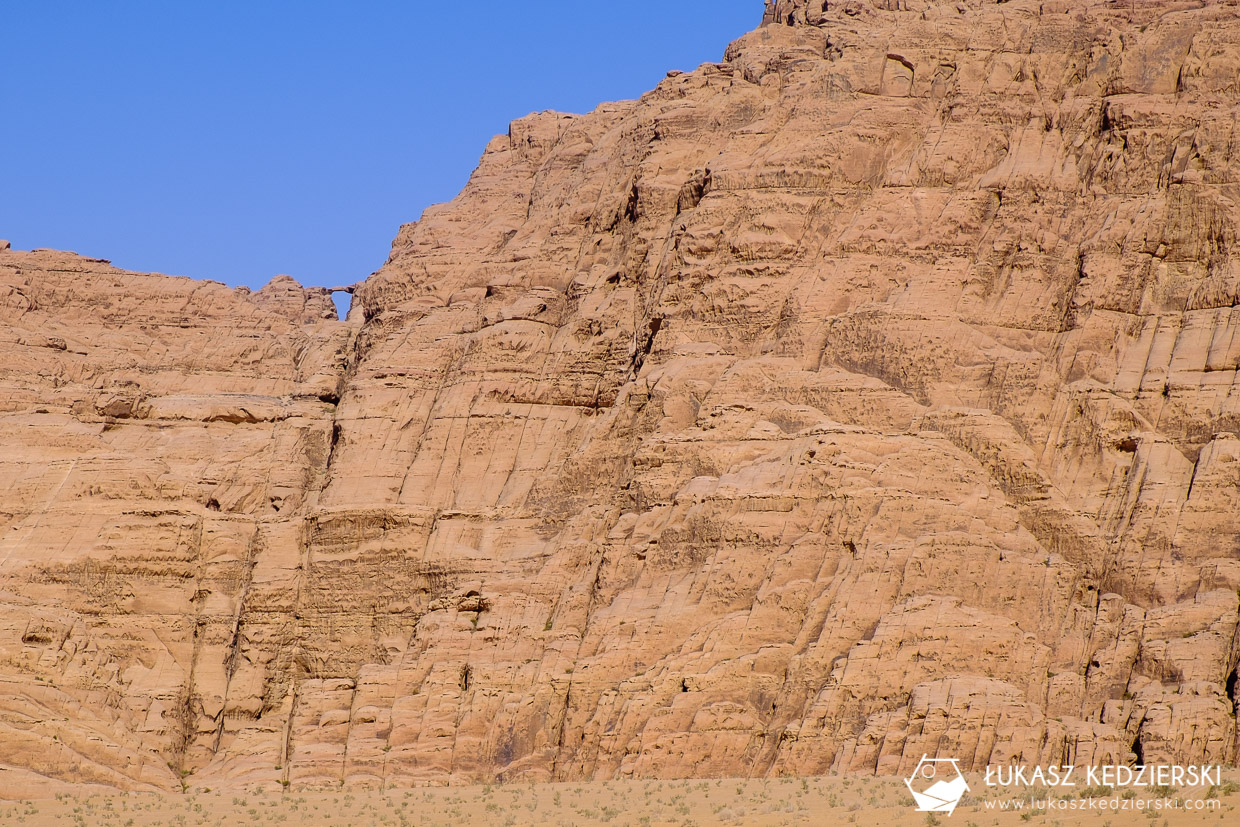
985 797 1220 812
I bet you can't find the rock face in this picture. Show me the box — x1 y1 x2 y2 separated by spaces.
2 0 1240 794
0 251 350 793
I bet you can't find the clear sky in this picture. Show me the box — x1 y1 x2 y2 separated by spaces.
2 1 758 295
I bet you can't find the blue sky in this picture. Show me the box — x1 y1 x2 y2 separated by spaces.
1 1 757 295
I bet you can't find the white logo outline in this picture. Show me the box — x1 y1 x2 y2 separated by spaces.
905 755 970 816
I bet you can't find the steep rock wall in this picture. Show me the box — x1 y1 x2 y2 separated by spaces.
1 0 1239 793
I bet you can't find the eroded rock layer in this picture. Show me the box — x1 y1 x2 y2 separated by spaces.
2 0 1240 793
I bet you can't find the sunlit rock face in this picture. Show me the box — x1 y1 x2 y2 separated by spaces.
2 0 1239 794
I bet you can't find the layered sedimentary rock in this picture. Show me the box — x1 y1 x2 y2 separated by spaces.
2 0 1240 794
0 254 350 793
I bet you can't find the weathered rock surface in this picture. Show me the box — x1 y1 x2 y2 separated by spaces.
2 0 1240 794
0 251 352 793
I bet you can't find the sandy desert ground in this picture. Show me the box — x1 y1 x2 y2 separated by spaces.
3 773 1236 827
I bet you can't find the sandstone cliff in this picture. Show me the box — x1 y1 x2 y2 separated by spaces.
2 0 1239 794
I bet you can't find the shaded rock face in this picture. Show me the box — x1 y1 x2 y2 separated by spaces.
2 0 1240 794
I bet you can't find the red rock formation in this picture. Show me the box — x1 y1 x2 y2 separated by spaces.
1 0 1239 794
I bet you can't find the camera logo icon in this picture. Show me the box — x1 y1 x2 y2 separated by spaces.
905 755 969 816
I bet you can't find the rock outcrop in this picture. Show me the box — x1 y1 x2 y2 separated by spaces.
2 0 1240 794
0 252 351 793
